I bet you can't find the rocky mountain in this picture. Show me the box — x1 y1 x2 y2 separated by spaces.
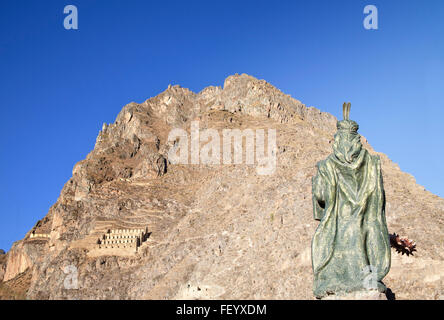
1 74 443 300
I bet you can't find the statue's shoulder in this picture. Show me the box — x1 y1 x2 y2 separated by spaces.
364 150 382 170
316 158 327 169
316 155 335 173
368 151 382 164
325 154 338 166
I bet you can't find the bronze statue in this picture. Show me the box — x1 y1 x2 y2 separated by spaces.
311 102 391 298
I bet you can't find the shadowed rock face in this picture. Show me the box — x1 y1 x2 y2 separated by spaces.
1 74 443 300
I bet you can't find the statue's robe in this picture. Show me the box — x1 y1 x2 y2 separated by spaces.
311 148 391 298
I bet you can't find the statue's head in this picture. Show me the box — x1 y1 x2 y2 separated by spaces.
332 102 362 164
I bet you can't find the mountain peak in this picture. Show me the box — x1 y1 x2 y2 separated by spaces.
1 75 443 300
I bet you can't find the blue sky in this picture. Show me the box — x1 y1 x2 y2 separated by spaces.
0 0 443 251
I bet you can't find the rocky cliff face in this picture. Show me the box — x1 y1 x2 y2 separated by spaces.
1 74 443 300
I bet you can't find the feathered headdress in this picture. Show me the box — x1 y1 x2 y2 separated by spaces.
337 102 359 134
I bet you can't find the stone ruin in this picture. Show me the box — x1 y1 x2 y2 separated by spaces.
29 232 50 239
97 227 148 252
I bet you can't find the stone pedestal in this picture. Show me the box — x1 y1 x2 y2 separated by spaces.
321 289 387 300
